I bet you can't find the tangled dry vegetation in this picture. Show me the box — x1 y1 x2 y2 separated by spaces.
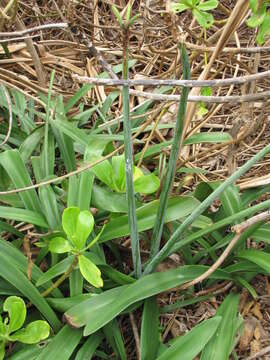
1 0 270 359
2 0 270 187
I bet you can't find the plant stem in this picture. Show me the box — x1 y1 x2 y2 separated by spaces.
144 143 270 275
122 25 141 278
149 44 190 258
41 256 78 298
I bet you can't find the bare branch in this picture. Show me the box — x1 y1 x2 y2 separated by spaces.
0 22 68 38
73 70 270 88
184 41 270 54
128 89 270 104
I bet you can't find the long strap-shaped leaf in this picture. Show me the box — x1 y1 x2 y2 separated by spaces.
144 142 270 274
150 44 190 257
122 27 141 277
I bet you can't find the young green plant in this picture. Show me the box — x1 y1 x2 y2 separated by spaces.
172 0 218 29
48 207 103 290
0 296 50 360
91 154 160 194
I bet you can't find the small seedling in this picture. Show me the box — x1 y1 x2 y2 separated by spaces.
49 207 103 288
91 154 160 194
0 296 50 359
172 0 218 29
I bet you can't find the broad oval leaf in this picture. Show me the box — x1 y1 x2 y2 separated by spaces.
134 173 160 194
3 296 26 333
49 237 73 254
156 317 221 360
62 207 80 243
75 211 94 249
78 255 103 288
197 0 218 11
172 3 191 13
9 320 50 344
193 8 214 28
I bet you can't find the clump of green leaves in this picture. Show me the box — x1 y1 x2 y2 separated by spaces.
0 296 50 359
49 207 103 288
247 0 270 44
92 154 160 194
172 0 218 29
112 3 139 29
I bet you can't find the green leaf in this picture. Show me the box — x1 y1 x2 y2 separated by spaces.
47 294 92 313
0 342 4 360
249 0 259 12
201 294 240 360
10 320 50 344
78 255 103 288
256 12 270 44
184 132 232 145
39 186 61 230
112 5 123 27
0 238 62 298
3 296 26 333
91 157 114 189
36 256 75 287
103 319 127 360
172 3 191 13
193 8 214 28
140 297 160 360
252 224 270 244
134 173 160 194
36 325 82 360
237 249 270 273
19 126 44 162
7 343 43 359
64 265 231 333
201 86 212 96
247 12 265 28
0 150 42 213
74 211 94 250
91 185 130 213
49 237 73 254
75 332 104 360
220 184 242 218
0 207 48 228
197 102 208 118
99 196 200 243
0 251 61 331
52 118 89 147
112 155 125 191
62 207 80 243
197 0 218 11
156 317 221 360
